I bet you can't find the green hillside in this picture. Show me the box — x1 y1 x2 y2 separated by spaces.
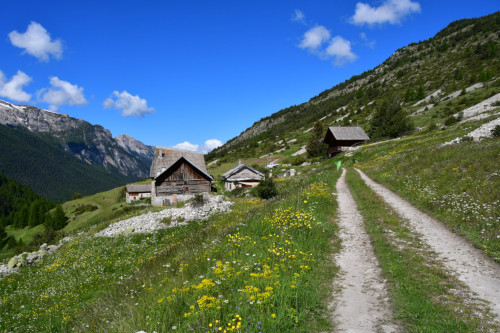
0 124 135 202
1 12 499 333
207 12 499 165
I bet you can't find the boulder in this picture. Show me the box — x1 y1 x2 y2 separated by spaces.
7 257 18 270
203 205 212 212
40 243 48 251
47 245 60 253
38 250 48 258
126 226 135 233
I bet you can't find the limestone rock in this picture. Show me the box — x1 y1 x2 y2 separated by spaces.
7 257 18 270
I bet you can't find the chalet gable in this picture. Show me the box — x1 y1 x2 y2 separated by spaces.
150 147 208 179
155 156 213 182
222 164 264 181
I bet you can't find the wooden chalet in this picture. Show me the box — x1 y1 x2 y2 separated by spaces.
125 184 151 203
324 126 370 156
150 148 213 206
221 163 265 191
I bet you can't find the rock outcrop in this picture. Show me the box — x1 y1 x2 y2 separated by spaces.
96 194 233 237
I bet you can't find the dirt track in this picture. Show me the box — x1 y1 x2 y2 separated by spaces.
356 168 500 317
331 169 399 332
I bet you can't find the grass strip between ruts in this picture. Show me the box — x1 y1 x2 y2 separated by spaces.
346 168 499 333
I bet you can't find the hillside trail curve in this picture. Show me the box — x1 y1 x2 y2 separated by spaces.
330 168 399 332
356 168 500 317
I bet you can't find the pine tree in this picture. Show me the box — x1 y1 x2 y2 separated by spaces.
369 98 414 139
306 121 328 158
44 212 54 230
52 204 68 230
0 225 7 248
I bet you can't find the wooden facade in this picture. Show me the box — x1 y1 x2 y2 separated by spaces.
324 126 370 156
150 148 213 205
155 158 211 195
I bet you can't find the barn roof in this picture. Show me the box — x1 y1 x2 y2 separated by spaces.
150 147 208 178
126 184 151 193
155 156 214 181
325 126 370 141
221 164 264 181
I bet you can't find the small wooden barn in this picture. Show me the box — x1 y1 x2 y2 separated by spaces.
125 184 151 203
150 148 213 206
221 163 265 191
324 126 370 156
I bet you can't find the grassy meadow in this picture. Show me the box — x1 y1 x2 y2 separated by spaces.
0 161 342 332
350 118 500 261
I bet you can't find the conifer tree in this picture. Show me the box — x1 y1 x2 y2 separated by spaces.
306 121 328 158
0 225 7 248
52 204 68 230
369 98 414 139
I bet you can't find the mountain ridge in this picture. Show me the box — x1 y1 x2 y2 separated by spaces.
0 99 155 179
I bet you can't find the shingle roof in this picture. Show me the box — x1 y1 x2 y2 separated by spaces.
327 126 370 141
150 147 208 178
126 184 151 193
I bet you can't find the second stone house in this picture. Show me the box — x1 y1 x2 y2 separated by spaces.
221 163 265 191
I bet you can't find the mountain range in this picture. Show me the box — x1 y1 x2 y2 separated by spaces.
0 100 155 201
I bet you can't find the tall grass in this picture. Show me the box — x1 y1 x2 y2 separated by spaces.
0 161 341 332
352 124 500 261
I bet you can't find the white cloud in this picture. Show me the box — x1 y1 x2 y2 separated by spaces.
326 36 358 66
0 70 32 102
201 139 223 153
103 90 155 117
298 26 331 51
291 9 306 24
360 32 368 40
350 0 421 26
173 139 223 154
38 77 88 111
173 141 199 152
8 22 63 62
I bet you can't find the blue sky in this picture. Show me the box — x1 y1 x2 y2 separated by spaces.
0 1 498 152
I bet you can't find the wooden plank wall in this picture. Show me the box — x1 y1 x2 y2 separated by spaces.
156 162 210 195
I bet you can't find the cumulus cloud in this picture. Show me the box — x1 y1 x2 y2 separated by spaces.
298 26 331 52
173 139 223 154
201 139 223 153
326 36 358 66
0 70 32 102
103 90 155 117
296 26 357 66
350 0 421 26
173 141 200 152
8 22 63 62
38 77 88 111
291 9 306 24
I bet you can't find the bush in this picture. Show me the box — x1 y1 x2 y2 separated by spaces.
192 193 204 207
444 116 460 126
291 155 306 166
491 125 500 137
230 187 246 197
74 204 98 216
254 179 278 200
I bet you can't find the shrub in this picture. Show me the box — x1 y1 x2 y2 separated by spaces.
291 155 306 166
255 178 278 200
230 187 246 197
192 193 205 207
445 116 460 126
491 125 500 137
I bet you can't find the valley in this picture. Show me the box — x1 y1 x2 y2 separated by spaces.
0 11 499 333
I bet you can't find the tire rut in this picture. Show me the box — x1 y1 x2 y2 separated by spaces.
331 169 399 332
356 168 500 317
